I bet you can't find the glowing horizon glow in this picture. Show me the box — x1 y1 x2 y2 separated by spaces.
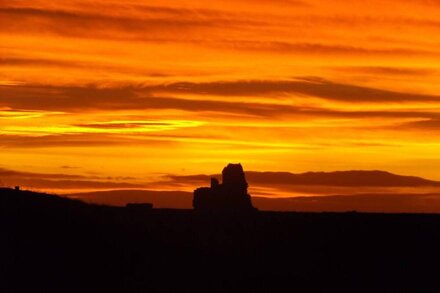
2 0 440 198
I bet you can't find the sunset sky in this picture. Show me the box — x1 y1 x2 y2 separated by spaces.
2 0 440 197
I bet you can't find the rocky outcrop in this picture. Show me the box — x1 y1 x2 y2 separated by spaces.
193 163 256 212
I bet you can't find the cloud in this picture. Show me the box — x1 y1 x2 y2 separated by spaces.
0 84 321 117
0 167 144 189
2 4 439 59
3 79 440 115
0 134 178 148
0 168 89 180
74 121 181 129
60 165 78 169
3 82 440 131
209 40 434 56
146 79 440 103
400 118 440 130
0 6 265 40
0 57 173 78
16 179 143 190
331 66 438 76
0 108 49 119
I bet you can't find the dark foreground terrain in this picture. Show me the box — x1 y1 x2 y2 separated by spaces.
2 188 440 292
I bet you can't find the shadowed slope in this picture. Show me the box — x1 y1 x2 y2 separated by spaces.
3 187 440 292
68 189 191 208
65 189 440 213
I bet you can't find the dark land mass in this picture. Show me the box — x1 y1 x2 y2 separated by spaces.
169 170 440 187
67 169 440 213
69 189 194 208
2 188 440 292
69 189 440 213
247 170 440 186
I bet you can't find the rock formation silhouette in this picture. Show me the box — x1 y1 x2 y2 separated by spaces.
193 163 256 212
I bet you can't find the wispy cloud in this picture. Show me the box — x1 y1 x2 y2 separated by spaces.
3 80 440 114
330 66 438 76
145 79 440 103
400 118 440 130
0 6 267 41
0 167 144 190
3 0 440 195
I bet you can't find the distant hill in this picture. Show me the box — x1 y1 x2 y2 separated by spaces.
66 189 440 213
173 170 440 187
68 189 192 209
252 193 440 213
0 187 86 208
4 184 440 292
247 170 440 186
5 169 440 213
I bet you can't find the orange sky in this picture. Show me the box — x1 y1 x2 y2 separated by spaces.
2 0 440 195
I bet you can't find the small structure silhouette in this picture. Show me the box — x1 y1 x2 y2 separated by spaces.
193 163 256 212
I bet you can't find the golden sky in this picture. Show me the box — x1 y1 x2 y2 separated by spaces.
2 0 440 195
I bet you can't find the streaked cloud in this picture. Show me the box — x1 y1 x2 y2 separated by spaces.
331 66 438 76
3 81 440 114
146 79 440 103
400 118 440 130
0 167 144 190
2 0 440 203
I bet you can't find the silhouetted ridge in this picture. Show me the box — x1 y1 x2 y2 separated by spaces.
169 170 440 187
193 163 256 212
245 170 440 187
4 181 440 292
0 187 86 208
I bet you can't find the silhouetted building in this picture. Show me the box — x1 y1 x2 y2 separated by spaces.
193 163 256 212
14 186 20 191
